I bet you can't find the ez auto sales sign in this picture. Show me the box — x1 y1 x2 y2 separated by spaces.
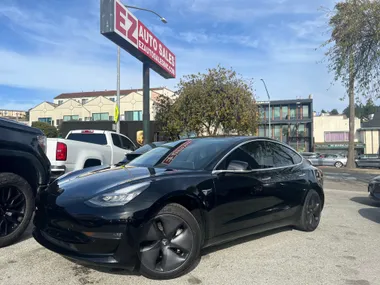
100 0 176 79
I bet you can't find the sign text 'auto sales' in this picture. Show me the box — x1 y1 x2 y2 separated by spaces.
100 0 176 79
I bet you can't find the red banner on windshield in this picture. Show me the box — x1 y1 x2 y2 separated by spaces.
162 140 192 165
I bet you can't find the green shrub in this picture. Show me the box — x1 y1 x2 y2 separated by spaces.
32 121 58 138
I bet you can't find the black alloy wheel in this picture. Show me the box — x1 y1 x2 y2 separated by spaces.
296 189 322 232
139 203 201 279
0 173 34 248
0 186 25 236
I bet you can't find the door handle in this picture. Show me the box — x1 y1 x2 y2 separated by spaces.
261 177 271 181
298 173 306 177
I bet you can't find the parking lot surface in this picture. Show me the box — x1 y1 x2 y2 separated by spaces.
1 183 379 285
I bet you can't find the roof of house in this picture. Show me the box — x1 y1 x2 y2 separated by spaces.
54 87 173 99
360 110 380 129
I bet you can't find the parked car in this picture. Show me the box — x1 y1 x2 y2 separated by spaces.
116 141 167 166
0 118 50 247
33 137 324 279
368 176 380 202
47 130 136 180
355 155 380 169
308 153 347 168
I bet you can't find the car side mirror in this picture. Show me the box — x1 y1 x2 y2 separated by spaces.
227 160 249 171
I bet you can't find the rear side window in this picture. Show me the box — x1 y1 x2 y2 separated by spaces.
66 133 107 145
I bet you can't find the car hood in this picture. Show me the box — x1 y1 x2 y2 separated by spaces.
51 164 193 202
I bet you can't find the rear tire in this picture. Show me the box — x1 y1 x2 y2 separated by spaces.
0 173 34 248
296 189 322 232
139 203 201 280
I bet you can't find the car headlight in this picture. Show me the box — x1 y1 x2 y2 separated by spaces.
85 181 150 207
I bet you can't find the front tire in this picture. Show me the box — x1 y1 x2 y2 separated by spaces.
334 161 343 168
138 203 201 280
0 173 34 248
296 189 322 232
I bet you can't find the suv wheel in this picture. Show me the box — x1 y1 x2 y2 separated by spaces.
0 173 34 248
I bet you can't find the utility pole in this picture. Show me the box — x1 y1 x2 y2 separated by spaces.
261 79 271 138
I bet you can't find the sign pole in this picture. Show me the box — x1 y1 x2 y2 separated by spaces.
143 61 150 144
116 46 121 133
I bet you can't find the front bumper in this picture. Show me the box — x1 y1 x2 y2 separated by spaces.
33 199 140 269
368 182 380 201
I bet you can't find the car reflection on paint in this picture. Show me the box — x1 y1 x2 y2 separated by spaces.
307 153 347 168
33 136 324 280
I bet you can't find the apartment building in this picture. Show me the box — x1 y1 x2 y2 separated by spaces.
0 109 27 120
257 98 314 152
29 87 174 127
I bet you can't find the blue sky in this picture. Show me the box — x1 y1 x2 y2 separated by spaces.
0 0 357 112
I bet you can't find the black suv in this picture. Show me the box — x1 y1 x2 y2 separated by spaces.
0 118 51 247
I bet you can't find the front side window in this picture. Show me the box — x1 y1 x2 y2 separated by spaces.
216 141 269 170
120 135 135 150
111 134 122 148
265 141 302 166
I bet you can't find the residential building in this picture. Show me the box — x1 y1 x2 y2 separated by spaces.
257 98 313 152
0 109 27 120
29 87 174 127
357 109 380 155
313 113 364 155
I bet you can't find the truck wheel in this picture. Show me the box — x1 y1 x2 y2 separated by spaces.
0 173 34 248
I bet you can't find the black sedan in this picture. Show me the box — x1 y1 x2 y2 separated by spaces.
368 176 380 201
116 141 167 165
33 137 324 279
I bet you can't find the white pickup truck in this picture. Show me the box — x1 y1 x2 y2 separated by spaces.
47 129 137 179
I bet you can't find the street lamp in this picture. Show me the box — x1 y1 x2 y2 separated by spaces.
115 4 167 136
260 79 271 138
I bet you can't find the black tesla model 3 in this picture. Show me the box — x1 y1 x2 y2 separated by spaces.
33 136 324 279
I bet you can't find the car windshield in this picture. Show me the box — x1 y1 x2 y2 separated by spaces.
128 138 232 170
133 142 167 154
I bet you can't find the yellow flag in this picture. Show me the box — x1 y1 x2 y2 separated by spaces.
114 104 119 123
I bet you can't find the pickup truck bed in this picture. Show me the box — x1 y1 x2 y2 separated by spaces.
47 129 136 179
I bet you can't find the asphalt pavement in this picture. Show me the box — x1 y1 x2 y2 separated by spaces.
1 184 379 285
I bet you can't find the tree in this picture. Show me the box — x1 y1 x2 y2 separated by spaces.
322 0 380 168
330 108 339 115
342 98 377 121
321 109 328 113
32 121 58 138
154 65 259 137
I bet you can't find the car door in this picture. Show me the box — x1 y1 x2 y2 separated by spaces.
263 141 309 215
212 140 285 236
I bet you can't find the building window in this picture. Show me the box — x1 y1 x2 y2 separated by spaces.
298 124 305 137
264 107 269 121
92 112 109 121
325 132 349 142
63 115 79 121
38 117 52 125
282 106 288 120
302 105 309 119
274 106 280 120
258 125 265 137
274 125 281 141
282 125 288 143
58 100 63 105
289 105 297 119
82 99 88 104
125 111 142 121
109 97 115 102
